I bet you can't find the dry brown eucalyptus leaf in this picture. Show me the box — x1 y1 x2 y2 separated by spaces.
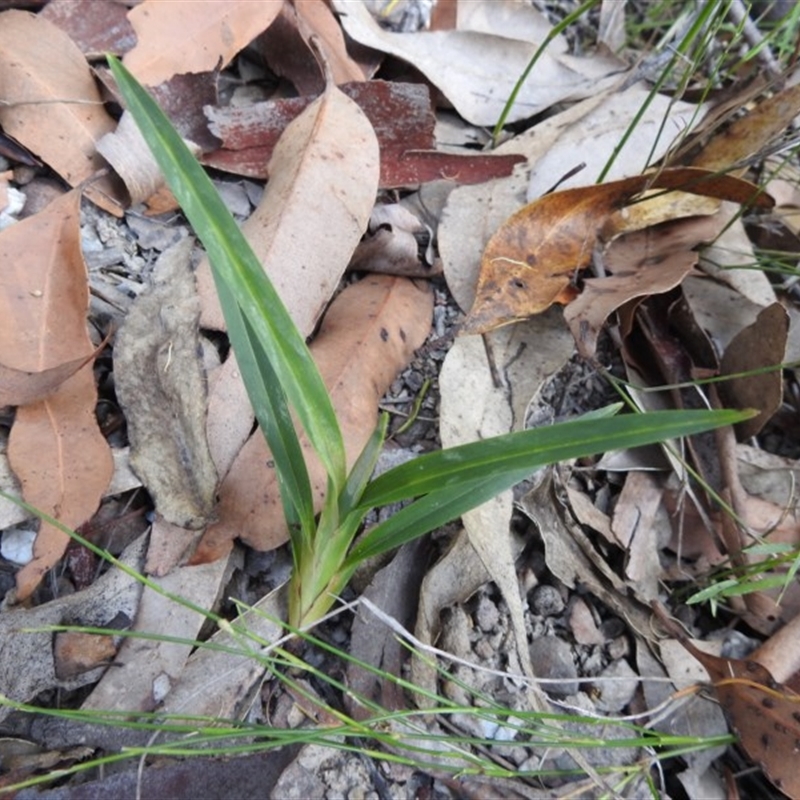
653 602 800 799
0 11 122 215
463 168 773 334
718 302 788 440
193 275 432 562
1 190 113 600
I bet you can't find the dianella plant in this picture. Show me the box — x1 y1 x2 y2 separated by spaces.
108 57 752 630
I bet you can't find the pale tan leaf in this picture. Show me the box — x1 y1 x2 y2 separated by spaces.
610 471 663 601
152 581 287 721
122 0 283 87
526 84 702 199
332 0 622 127
193 275 432 561
197 78 380 334
82 555 234 714
0 190 113 600
456 0 561 47
437 315 574 708
205 354 255 479
0 11 122 216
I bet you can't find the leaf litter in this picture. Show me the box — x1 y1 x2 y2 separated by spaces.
1 1 800 797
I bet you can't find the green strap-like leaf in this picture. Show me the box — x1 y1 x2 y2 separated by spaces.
359 408 754 508
108 56 346 493
350 407 753 565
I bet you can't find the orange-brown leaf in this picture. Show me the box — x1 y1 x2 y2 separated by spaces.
0 190 113 600
123 0 283 87
192 275 433 563
462 167 773 334
0 337 109 407
0 11 122 216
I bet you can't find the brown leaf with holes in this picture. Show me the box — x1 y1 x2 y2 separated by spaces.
192 275 433 563
0 190 113 600
462 167 773 335
653 602 800 799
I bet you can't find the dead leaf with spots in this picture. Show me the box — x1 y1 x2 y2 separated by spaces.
0 11 122 215
192 275 432 563
652 602 800 800
0 190 113 600
462 167 773 335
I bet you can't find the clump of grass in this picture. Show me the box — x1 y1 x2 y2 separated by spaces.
107 57 749 631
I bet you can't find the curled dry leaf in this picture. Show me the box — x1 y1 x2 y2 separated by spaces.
197 78 380 333
113 237 218 530
652 602 800 800
564 214 726 358
0 10 122 215
0 343 103 407
193 275 433 562
463 168 774 335
97 109 204 209
260 0 367 94
0 190 113 600
122 0 282 87
349 203 438 277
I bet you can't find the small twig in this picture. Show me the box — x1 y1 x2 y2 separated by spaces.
726 0 784 80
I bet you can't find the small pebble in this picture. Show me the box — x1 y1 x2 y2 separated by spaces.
1 527 37 565
592 659 638 712
474 593 500 632
530 584 564 617
529 636 579 697
607 634 630 661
